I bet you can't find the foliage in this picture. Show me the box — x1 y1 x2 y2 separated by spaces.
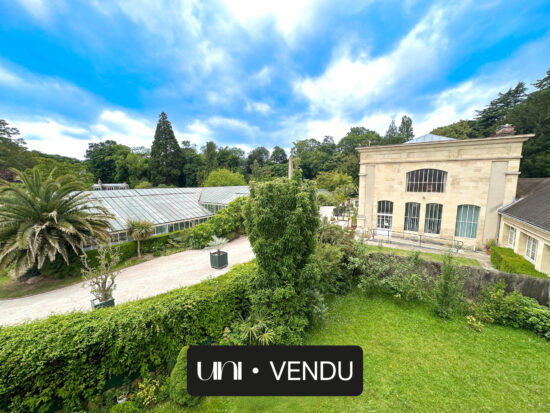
432 254 466 318
150 112 182 186
169 346 201 407
127 219 154 258
207 236 228 253
474 280 550 340
315 171 353 191
31 156 94 187
81 245 121 302
269 146 287 164
135 180 153 189
490 246 547 278
0 120 37 172
0 262 257 412
110 401 140 413
0 168 112 276
431 119 477 139
243 176 321 343
203 168 246 187
85 140 130 183
397 115 414 142
232 311 276 345
465 315 483 332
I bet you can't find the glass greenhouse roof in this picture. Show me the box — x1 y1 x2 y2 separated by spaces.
85 186 249 232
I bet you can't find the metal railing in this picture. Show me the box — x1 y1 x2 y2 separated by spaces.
363 229 464 252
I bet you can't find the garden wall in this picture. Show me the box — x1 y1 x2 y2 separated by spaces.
391 257 550 307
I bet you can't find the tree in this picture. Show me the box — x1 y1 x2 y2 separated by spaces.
245 147 269 173
169 346 201 407
398 115 414 142
150 112 182 186
335 127 382 184
85 140 128 183
431 120 477 139
115 151 148 187
533 67 550 90
315 171 353 191
269 146 287 164
217 146 245 172
243 175 320 343
0 120 36 172
127 219 154 258
32 157 94 187
0 168 112 276
203 168 246 187
384 120 400 143
180 140 204 187
81 245 120 303
202 141 218 173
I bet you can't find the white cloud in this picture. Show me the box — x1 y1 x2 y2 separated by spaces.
295 2 468 117
245 101 272 115
16 0 51 20
207 116 259 135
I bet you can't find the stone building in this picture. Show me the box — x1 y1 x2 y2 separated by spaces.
498 178 550 273
356 133 533 250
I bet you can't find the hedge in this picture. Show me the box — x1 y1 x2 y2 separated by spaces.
0 261 257 412
490 246 547 278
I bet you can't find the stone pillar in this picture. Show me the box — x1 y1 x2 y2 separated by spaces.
288 155 294 179
357 161 367 229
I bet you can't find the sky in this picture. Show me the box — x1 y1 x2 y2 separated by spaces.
1 0 550 159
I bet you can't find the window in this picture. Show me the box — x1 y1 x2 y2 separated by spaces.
525 235 538 263
507 226 516 248
404 202 420 232
406 169 447 192
455 205 480 238
424 203 443 234
377 200 393 230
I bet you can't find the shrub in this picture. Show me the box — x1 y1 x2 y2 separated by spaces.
203 169 246 187
490 246 547 278
109 401 140 413
0 262 257 412
474 280 550 340
381 253 431 302
350 244 390 294
169 346 201 407
433 254 466 318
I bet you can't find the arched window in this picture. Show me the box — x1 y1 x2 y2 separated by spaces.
377 200 393 231
404 202 421 232
455 205 480 238
424 203 443 234
406 169 447 192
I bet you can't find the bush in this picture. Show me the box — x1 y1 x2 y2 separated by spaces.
0 262 257 412
474 280 550 340
433 254 466 318
169 346 201 407
110 401 140 413
490 246 547 278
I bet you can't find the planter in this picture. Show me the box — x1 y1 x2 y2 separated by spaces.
91 297 115 310
486 248 491 255
210 251 228 269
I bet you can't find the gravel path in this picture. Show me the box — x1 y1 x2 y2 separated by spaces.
0 237 255 326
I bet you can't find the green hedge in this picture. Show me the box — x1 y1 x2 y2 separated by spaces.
0 262 257 412
490 246 547 278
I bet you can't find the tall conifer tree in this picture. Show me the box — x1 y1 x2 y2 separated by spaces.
150 112 181 186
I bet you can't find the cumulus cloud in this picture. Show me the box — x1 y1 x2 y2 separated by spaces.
245 101 272 115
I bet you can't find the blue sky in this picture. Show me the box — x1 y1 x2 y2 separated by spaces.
1 0 549 159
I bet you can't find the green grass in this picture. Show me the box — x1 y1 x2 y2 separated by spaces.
363 244 481 267
154 290 550 412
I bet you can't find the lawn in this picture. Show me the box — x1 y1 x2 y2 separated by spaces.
155 290 550 412
363 243 481 267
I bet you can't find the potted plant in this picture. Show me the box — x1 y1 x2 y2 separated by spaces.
81 244 121 309
208 236 228 269
485 238 496 255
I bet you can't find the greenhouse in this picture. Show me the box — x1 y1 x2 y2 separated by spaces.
85 186 249 243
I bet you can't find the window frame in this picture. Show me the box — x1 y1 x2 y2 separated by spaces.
424 203 443 234
406 168 447 193
404 202 421 232
525 235 538 263
454 204 480 239
507 226 516 248
376 200 394 230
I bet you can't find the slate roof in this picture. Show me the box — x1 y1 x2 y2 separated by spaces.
404 134 457 144
85 186 249 232
501 179 550 232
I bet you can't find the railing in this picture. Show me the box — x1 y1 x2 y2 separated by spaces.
363 229 464 252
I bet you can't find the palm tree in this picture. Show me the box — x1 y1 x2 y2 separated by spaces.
0 168 112 276
127 219 154 257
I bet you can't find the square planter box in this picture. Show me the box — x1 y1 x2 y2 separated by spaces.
210 251 228 269
91 297 115 310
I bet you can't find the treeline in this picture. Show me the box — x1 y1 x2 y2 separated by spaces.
431 67 550 177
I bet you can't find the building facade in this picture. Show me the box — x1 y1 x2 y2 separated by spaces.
356 134 532 250
498 178 550 274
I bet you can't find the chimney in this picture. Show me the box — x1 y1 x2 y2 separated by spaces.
495 124 515 137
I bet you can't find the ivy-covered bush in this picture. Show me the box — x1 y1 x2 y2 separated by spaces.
109 401 140 413
490 246 547 278
474 280 550 340
169 346 201 407
0 262 257 412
